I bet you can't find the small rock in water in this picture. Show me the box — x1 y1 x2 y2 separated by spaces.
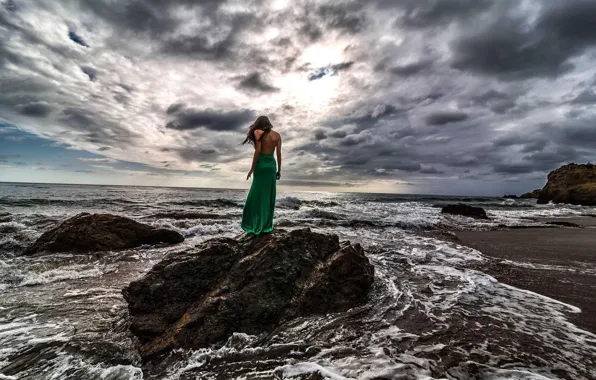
23 213 184 255
122 228 374 360
441 204 489 219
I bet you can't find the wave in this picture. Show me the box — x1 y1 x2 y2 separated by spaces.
276 197 302 210
0 198 139 207
432 202 536 209
162 199 241 208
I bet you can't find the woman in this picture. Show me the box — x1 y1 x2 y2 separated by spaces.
241 115 282 235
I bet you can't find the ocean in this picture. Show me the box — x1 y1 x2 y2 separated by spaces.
0 182 594 379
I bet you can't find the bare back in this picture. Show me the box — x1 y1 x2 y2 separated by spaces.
258 130 281 154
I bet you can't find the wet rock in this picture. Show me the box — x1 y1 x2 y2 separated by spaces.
537 163 596 205
441 204 488 219
520 189 541 199
24 213 184 255
122 228 374 360
503 194 518 199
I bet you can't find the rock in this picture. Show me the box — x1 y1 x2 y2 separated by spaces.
441 204 488 219
24 213 184 255
520 189 541 199
122 228 374 360
503 194 518 199
537 163 596 205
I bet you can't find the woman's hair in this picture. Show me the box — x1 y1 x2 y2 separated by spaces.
242 115 273 145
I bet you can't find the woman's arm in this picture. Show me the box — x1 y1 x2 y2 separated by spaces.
247 130 263 180
276 135 282 180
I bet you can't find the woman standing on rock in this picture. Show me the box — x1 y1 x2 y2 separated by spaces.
241 115 282 235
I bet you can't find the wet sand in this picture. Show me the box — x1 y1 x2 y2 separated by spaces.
456 221 596 334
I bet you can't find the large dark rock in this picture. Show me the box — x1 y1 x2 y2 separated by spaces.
122 228 374 360
24 213 184 255
520 189 541 199
537 163 596 205
441 204 488 219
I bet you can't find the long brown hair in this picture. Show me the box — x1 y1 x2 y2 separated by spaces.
242 115 273 145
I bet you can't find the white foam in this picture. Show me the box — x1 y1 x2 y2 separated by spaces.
274 362 350 380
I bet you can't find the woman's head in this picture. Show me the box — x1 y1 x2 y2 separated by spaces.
242 115 273 145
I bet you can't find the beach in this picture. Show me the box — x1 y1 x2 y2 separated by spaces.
457 218 596 333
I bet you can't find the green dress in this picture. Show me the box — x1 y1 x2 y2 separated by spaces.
242 152 277 235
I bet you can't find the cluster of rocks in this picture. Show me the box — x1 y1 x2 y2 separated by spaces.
23 214 375 361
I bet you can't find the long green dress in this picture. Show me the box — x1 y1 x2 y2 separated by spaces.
241 152 276 235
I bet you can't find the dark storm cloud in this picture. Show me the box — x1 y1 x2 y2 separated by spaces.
236 72 279 93
68 30 88 47
388 60 433 76
166 107 254 131
166 103 185 115
571 89 596 105
59 108 141 145
314 130 327 141
3 0 16 12
317 4 366 34
451 1 596 79
296 2 367 42
328 130 347 138
15 101 55 117
425 111 469 125
469 89 517 114
81 66 97 82
394 0 494 28
308 62 354 81
326 104 401 134
419 166 444 174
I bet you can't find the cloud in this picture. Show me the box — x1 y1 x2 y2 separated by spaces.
308 62 354 81
68 30 88 47
81 66 98 82
425 111 469 125
450 1 596 80
78 157 118 163
165 107 254 131
1 0 596 194
571 89 596 105
236 72 279 93
388 60 433 76
15 101 56 117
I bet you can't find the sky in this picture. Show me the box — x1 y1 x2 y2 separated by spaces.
1 0 596 195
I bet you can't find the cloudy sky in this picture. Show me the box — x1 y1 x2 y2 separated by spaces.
1 0 596 195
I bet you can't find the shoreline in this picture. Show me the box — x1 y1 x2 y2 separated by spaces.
451 217 596 334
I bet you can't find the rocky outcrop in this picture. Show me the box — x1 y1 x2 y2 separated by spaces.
503 194 518 199
520 189 541 199
122 228 374 360
24 213 184 255
537 163 596 205
441 204 488 219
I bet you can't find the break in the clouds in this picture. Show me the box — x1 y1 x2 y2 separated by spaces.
1 0 596 194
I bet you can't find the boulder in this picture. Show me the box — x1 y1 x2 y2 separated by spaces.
441 204 488 219
122 228 374 360
537 163 596 205
520 189 541 199
24 213 184 255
